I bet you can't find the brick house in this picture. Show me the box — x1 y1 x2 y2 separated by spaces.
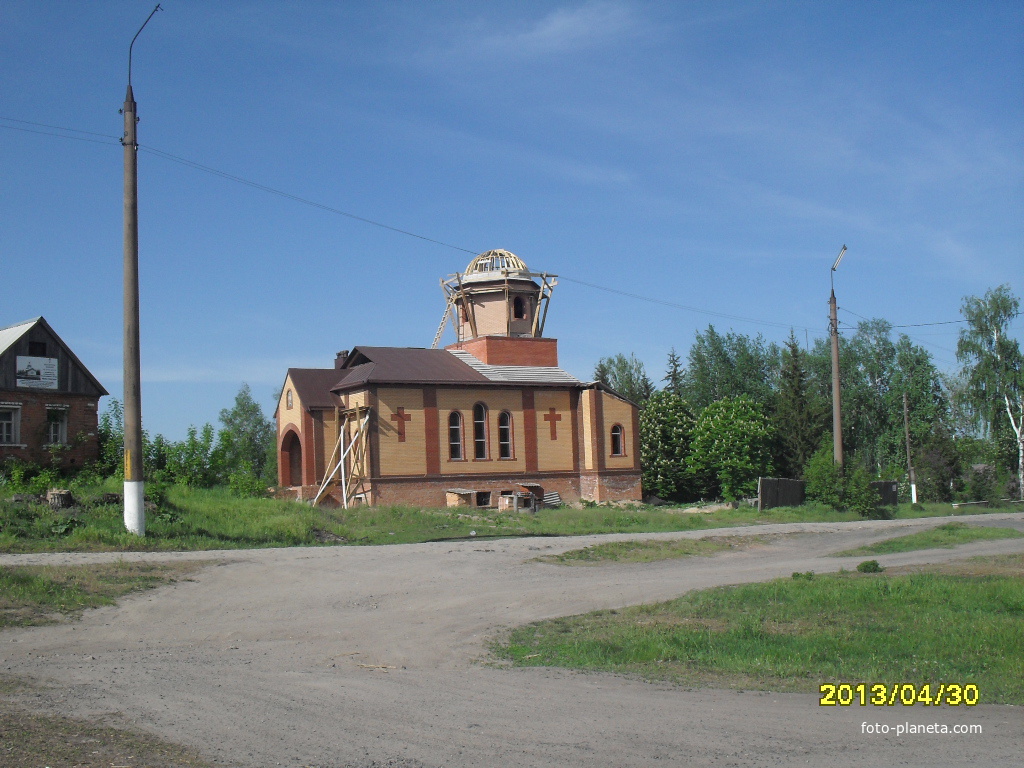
275 251 641 508
0 317 107 469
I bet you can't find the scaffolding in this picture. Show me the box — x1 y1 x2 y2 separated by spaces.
312 406 371 508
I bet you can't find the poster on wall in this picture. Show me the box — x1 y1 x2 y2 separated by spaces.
16 356 58 389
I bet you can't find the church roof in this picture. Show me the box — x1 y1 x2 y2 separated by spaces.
330 346 581 393
285 368 345 409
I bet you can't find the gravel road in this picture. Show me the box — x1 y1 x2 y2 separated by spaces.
2 513 1022 767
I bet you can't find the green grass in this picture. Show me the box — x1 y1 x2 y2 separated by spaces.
832 521 1024 557
0 482 1016 553
495 554 1024 704
0 561 205 628
534 535 776 564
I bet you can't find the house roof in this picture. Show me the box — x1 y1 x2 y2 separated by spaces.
0 316 108 396
0 318 39 357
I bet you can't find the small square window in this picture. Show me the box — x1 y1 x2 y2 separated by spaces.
475 491 491 508
28 341 47 357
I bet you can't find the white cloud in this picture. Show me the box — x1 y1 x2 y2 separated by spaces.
465 1 643 57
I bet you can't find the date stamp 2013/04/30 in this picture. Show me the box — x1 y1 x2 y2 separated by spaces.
819 683 979 706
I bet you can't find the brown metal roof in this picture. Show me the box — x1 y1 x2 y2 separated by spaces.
332 347 491 392
285 368 345 409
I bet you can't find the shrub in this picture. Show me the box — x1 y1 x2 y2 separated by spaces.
857 559 883 573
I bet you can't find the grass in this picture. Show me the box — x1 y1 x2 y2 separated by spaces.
495 553 1024 704
0 560 206 629
0 482 1013 553
533 534 777 564
831 521 1024 557
0 560 216 767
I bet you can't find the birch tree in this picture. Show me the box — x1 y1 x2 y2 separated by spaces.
957 285 1023 499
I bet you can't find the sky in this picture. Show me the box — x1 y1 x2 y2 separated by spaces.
2 1 1021 441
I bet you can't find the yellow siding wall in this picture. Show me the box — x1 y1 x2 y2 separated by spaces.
534 390 573 471
602 392 635 469
376 388 426 476
277 374 301 439
581 389 596 470
436 388 525 474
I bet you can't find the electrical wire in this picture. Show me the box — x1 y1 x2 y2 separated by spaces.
0 113 1008 347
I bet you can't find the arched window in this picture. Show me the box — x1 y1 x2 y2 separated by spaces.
498 411 513 459
286 389 293 409
448 412 464 460
513 296 526 320
610 424 625 456
473 403 488 460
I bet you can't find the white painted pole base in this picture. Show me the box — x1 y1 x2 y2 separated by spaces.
124 480 146 536
910 484 918 504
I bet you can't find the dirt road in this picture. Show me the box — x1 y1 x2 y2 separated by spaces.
2 514 1022 767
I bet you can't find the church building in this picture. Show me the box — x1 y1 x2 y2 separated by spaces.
275 250 641 508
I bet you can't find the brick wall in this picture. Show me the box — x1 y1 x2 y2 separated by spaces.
0 392 101 468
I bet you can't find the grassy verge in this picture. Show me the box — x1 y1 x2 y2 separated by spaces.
495 554 1024 704
831 521 1024 557
0 560 216 767
0 560 206 629
534 534 779 564
0 482 1018 553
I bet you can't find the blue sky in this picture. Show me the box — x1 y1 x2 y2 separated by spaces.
2 1 1021 440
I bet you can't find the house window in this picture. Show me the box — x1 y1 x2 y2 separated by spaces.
448 411 464 460
610 424 625 456
473 403 488 460
286 389 293 409
0 407 19 445
513 296 526 320
28 341 47 356
45 408 68 446
498 411 513 459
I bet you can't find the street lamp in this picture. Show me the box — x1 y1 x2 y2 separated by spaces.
829 245 847 469
122 4 161 535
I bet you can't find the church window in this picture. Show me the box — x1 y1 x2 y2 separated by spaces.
0 407 20 445
448 412 464 460
498 411 513 459
286 389 293 409
473 403 488 460
610 424 625 456
513 296 526 320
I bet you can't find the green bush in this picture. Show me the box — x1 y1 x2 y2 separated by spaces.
857 559 883 573
803 444 842 509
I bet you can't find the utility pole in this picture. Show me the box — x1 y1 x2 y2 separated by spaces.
122 4 161 536
829 245 847 470
903 391 918 504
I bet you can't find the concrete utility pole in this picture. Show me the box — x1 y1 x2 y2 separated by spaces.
903 391 918 503
829 245 847 470
122 4 161 536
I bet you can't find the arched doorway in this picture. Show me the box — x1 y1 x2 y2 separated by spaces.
281 430 302 487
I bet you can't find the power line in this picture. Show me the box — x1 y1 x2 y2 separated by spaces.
0 113 1007 342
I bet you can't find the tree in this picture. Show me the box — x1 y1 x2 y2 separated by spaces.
639 391 696 501
690 396 773 501
681 325 780 411
957 285 1023 499
593 353 655 405
217 383 276 482
773 331 828 478
663 348 684 396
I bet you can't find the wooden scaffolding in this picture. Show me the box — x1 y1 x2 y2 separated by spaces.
313 406 372 508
